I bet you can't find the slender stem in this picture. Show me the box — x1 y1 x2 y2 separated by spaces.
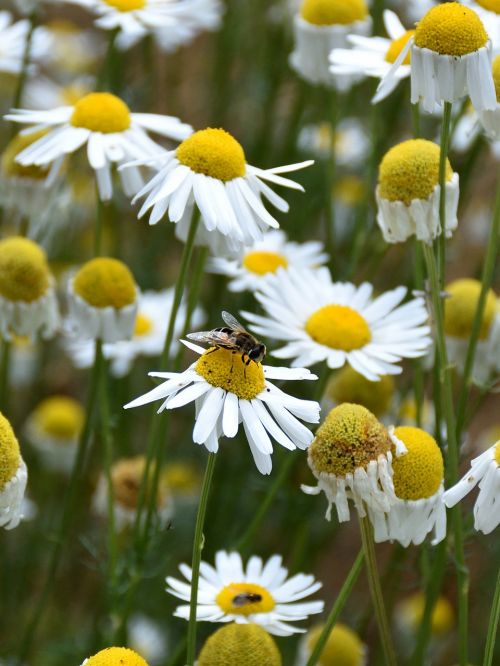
483 566 500 666
0 339 10 413
437 102 452 285
411 102 420 139
11 9 37 128
306 550 364 666
186 453 217 666
97 28 119 93
95 190 104 256
325 88 338 268
358 516 397 666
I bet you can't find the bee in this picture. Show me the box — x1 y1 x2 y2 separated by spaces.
232 593 263 607
187 311 266 366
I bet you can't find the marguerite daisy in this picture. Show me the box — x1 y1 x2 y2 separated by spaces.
0 11 50 76
198 623 281 665
166 550 324 636
80 647 148 666
243 267 431 381
297 622 367 666
5 91 193 201
0 411 28 530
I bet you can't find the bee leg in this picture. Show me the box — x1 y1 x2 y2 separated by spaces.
241 353 248 378
205 347 219 357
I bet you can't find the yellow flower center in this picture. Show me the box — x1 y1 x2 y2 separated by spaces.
385 30 415 65
70 92 131 133
476 0 500 12
32 396 84 440
414 3 488 57
492 54 500 102
334 176 365 206
102 0 146 10
0 412 21 491
195 347 265 401
243 251 288 275
444 278 497 340
1 130 49 180
327 366 394 418
134 313 153 336
164 463 200 494
112 456 168 510
216 582 275 615
391 426 443 500
494 441 500 466
84 647 149 666
300 0 369 26
176 128 246 182
198 623 282 666
306 623 365 666
309 403 391 476
378 139 453 206
305 305 371 351
401 592 455 636
73 257 137 309
0 237 50 303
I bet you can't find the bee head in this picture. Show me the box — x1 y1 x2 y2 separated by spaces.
249 344 266 364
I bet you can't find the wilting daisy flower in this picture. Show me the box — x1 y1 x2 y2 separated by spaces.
80 647 148 666
463 0 500 52
166 550 324 636
0 237 60 340
244 267 431 381
128 615 168 665
67 257 139 343
368 426 446 547
296 622 367 666
131 127 313 254
302 403 406 521
5 92 192 201
0 11 50 76
330 10 414 104
125 333 320 475
396 592 455 638
207 230 328 293
297 118 369 166
376 139 459 244
25 396 84 473
0 412 28 530
444 440 500 534
198 624 281 665
290 0 372 89
326 365 395 419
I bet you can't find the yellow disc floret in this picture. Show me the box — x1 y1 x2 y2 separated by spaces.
195 347 265 401
476 0 500 14
385 30 415 65
243 251 288 275
378 139 453 206
31 396 84 441
391 426 443 500
1 130 49 180
84 647 149 666
216 582 276 615
301 0 368 26
177 128 246 181
70 92 131 133
327 366 394 417
134 313 153 336
400 592 455 636
198 623 282 666
0 237 50 303
414 3 488 57
306 623 365 666
492 55 500 102
0 412 21 491
305 305 371 351
309 403 391 476
111 456 169 510
73 257 137 309
444 278 497 340
102 0 145 10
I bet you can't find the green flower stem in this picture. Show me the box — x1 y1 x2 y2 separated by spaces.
411 102 421 139
325 88 338 267
97 28 120 93
0 339 10 413
186 452 217 666
437 101 452 283
483 566 500 666
306 549 364 666
359 516 397 666
95 189 105 256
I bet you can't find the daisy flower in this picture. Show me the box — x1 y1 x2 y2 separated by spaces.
23 76 93 111
243 266 431 381
0 411 28 530
166 550 324 636
198 624 281 665
330 10 414 104
130 127 313 254
296 623 367 666
124 318 320 475
444 439 500 534
5 91 193 201
290 0 372 90
207 230 328 293
80 647 148 666
376 139 459 244
0 11 51 76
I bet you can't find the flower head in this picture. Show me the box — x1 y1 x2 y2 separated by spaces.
396 592 455 637
297 622 367 666
300 0 368 25
0 411 28 530
415 3 488 56
81 647 148 666
0 11 50 76
198 623 282 665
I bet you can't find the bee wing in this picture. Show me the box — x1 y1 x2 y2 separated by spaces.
187 329 233 346
221 310 247 333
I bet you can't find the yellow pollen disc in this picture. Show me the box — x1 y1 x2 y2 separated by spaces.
391 426 444 500
102 0 145 10
414 3 488 57
379 139 453 206
84 647 149 666
300 0 368 26
112 456 168 510
306 623 365 666
216 582 275 615
70 92 131 133
73 257 137 309
176 128 246 182
305 304 371 351
401 592 455 636
0 412 21 491
243 251 288 275
385 30 415 65
1 130 49 180
327 366 395 418
134 313 153 336
195 347 265 401
309 403 391 476
492 55 500 102
494 442 500 466
198 623 282 666
476 0 500 13
444 278 497 340
0 237 49 303
32 396 84 440
334 176 365 206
